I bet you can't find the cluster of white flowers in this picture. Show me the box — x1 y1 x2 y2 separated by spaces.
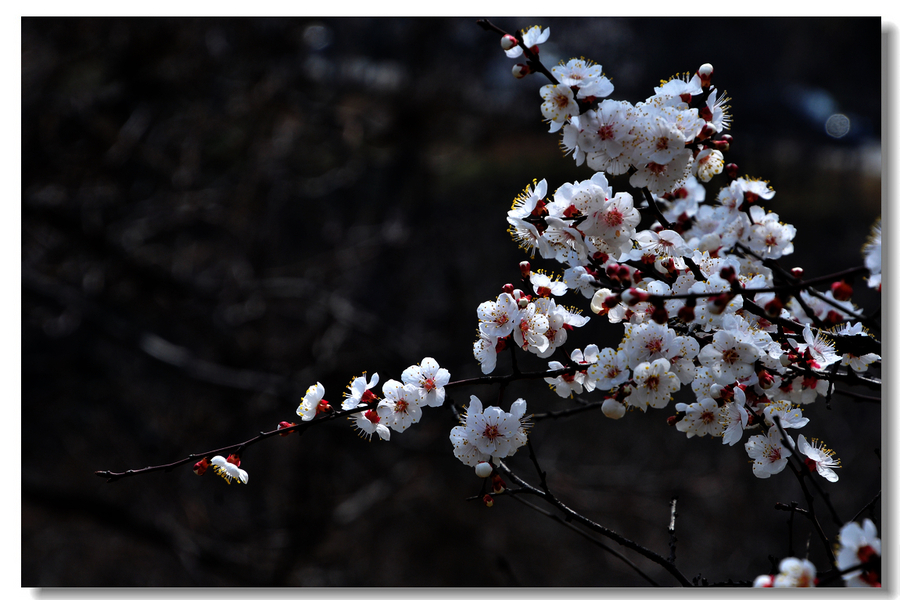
450 396 531 468
492 27 881 485
751 518 882 588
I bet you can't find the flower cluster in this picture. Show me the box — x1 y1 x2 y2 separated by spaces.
177 21 882 588
450 396 531 468
487 39 882 485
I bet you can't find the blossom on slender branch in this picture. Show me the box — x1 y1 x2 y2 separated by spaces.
297 382 327 421
377 379 424 432
753 557 817 587
342 372 379 410
503 25 550 58
450 396 530 466
744 425 792 479
351 409 391 441
210 455 248 485
401 357 450 408
836 519 881 587
796 434 840 483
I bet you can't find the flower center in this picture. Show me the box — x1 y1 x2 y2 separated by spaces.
604 208 624 227
645 338 663 354
483 423 502 441
598 123 616 140
423 378 436 392
721 348 740 365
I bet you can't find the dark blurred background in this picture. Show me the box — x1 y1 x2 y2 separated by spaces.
22 17 881 586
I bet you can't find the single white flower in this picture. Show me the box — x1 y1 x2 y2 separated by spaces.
401 357 450 407
772 557 817 587
351 408 391 441
796 434 840 483
744 425 791 479
297 382 326 421
836 519 881 587
210 455 248 485
342 372 379 410
377 380 424 432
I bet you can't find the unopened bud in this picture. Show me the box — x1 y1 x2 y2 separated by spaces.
277 421 297 436
518 296 530 309
696 123 717 141
791 267 804 278
831 280 853 301
483 494 494 508
651 304 668 324
764 297 784 317
519 261 531 279
193 457 211 476
779 353 793 368
719 266 736 283
512 63 530 79
475 462 493 478
491 474 506 494
677 305 695 322
590 288 614 314
710 139 730 152
708 293 732 314
697 63 714 87
602 294 621 310
758 369 775 390
824 310 844 325
725 163 739 179
601 398 626 420
621 288 649 306
500 34 518 51
666 415 680 426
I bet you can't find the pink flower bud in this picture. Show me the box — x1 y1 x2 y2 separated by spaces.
519 261 531 279
500 34 518 51
193 457 210 476
277 421 297 436
483 494 494 508
758 369 775 390
601 398 626 420
621 288 649 306
512 64 530 79
764 297 784 317
651 304 668 324
725 163 739 179
502 283 515 294
475 462 493 478
831 280 853 301
697 63 714 87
